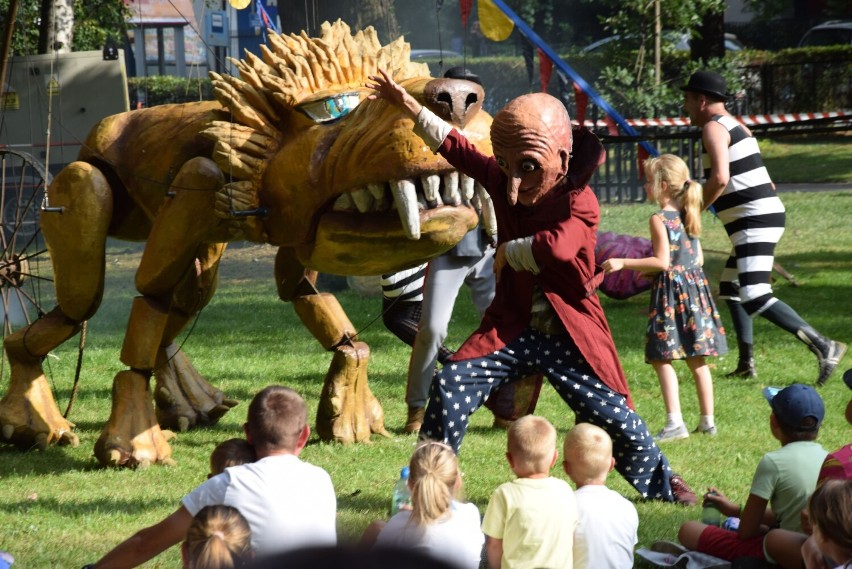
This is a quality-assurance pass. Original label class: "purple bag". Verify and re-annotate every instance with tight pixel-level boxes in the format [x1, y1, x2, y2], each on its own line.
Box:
[595, 231, 654, 300]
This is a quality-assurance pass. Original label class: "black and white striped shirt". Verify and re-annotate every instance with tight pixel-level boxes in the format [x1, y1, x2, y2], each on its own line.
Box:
[381, 264, 427, 303]
[703, 114, 785, 229]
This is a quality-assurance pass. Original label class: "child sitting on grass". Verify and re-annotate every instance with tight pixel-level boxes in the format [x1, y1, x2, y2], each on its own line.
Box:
[563, 423, 638, 569]
[209, 438, 256, 478]
[482, 415, 578, 569]
[678, 384, 827, 564]
[182, 505, 253, 569]
[365, 441, 484, 569]
[803, 479, 852, 569]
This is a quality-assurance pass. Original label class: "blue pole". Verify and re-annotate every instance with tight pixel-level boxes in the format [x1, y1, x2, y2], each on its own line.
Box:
[487, 0, 658, 157]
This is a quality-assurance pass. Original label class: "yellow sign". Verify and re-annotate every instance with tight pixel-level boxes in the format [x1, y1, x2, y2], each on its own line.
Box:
[228, 0, 251, 9]
[47, 75, 60, 96]
[1, 91, 20, 110]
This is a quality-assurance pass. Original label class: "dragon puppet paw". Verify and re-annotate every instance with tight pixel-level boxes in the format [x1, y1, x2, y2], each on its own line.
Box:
[315, 341, 390, 443]
[153, 344, 238, 432]
[0, 361, 79, 450]
[94, 370, 176, 468]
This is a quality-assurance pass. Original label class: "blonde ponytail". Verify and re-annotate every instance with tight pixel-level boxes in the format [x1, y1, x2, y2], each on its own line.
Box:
[184, 505, 252, 569]
[644, 154, 703, 237]
[679, 179, 703, 237]
[407, 441, 460, 526]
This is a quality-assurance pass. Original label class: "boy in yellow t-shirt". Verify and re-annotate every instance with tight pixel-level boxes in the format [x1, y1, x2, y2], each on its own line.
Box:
[482, 415, 578, 569]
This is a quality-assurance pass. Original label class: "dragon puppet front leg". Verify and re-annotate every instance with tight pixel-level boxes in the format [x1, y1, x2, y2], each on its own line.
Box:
[95, 157, 236, 467]
[275, 247, 389, 443]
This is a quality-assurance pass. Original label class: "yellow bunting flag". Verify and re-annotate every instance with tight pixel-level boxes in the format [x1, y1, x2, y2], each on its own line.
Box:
[477, 0, 514, 41]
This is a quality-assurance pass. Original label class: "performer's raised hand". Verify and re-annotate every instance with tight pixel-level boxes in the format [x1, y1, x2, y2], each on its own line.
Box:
[366, 69, 422, 118]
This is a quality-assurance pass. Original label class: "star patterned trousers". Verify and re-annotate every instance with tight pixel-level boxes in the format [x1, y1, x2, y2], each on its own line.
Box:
[421, 327, 676, 501]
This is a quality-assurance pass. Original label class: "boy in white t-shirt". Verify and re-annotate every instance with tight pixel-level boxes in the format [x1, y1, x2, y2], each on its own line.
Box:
[87, 386, 337, 568]
[563, 423, 639, 569]
[482, 415, 578, 569]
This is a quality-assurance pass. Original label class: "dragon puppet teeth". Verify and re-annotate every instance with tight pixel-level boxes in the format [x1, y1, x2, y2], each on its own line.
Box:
[476, 182, 497, 238]
[391, 178, 420, 240]
[461, 173, 475, 202]
[367, 182, 389, 209]
[422, 174, 442, 206]
[441, 171, 461, 206]
[333, 192, 355, 211]
[351, 188, 373, 213]
[329, 170, 476, 240]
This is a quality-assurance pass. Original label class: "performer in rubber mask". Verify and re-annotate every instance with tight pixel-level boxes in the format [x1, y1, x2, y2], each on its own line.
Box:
[368, 70, 696, 504]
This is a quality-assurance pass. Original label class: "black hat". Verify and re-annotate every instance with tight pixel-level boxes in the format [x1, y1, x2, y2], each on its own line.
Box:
[444, 66, 482, 85]
[681, 70, 728, 101]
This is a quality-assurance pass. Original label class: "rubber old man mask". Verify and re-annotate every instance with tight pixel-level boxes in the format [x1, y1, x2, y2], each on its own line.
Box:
[491, 93, 573, 207]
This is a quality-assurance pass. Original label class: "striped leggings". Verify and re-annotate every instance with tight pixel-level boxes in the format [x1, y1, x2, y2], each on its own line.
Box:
[718, 210, 786, 317]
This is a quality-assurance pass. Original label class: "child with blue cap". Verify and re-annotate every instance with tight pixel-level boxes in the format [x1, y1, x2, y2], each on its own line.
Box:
[677, 383, 828, 565]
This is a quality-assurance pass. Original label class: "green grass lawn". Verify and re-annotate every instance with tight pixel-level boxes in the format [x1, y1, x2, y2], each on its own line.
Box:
[761, 133, 852, 183]
[1, 191, 850, 567]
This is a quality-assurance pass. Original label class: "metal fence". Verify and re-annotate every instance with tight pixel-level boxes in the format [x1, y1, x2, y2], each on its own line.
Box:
[590, 126, 702, 203]
[588, 113, 851, 203]
[741, 58, 852, 116]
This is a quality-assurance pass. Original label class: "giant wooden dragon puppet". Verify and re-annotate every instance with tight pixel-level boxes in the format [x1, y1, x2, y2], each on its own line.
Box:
[0, 20, 495, 467]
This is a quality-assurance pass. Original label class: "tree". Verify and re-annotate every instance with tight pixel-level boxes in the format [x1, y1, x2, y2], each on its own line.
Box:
[0, 0, 41, 56]
[277, 0, 399, 44]
[38, 0, 74, 54]
[691, 6, 725, 63]
[575, 0, 738, 116]
[0, 0, 128, 56]
[70, 0, 129, 52]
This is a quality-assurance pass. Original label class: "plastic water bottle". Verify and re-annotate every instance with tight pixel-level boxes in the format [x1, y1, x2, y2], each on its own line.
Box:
[390, 466, 411, 516]
[701, 491, 722, 526]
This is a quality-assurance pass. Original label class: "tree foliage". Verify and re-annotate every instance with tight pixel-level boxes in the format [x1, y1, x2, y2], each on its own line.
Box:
[571, 0, 736, 116]
[277, 0, 399, 44]
[0, 1, 41, 56]
[0, 0, 128, 56]
[71, 0, 129, 52]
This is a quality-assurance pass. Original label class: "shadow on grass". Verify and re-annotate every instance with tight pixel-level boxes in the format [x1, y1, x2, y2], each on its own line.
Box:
[337, 489, 389, 513]
[0, 446, 98, 475]
[4, 495, 178, 516]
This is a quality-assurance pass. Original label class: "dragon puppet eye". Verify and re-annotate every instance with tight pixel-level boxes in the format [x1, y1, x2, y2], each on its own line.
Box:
[298, 91, 363, 123]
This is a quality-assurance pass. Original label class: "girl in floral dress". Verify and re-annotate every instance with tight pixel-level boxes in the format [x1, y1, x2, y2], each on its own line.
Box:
[602, 154, 727, 442]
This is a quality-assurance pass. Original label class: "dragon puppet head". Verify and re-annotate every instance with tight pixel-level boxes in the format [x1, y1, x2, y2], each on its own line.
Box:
[203, 20, 494, 275]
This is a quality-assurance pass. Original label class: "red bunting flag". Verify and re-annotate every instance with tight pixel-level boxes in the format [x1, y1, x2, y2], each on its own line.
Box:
[637, 144, 650, 180]
[538, 49, 553, 93]
[460, 0, 473, 27]
[603, 115, 618, 136]
[572, 82, 588, 125]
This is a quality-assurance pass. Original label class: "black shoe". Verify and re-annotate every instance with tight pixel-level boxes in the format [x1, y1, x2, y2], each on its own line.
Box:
[726, 341, 756, 378]
[797, 327, 847, 386]
[725, 359, 757, 378]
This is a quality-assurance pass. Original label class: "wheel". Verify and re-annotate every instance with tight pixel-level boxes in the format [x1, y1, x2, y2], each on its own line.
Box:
[0, 150, 54, 343]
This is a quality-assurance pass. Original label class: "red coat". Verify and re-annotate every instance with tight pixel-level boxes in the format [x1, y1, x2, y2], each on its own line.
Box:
[439, 127, 633, 406]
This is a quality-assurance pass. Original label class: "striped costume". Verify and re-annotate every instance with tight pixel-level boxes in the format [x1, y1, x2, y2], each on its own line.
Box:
[381, 264, 427, 304]
[703, 113, 845, 385]
[381, 264, 453, 364]
[703, 114, 786, 316]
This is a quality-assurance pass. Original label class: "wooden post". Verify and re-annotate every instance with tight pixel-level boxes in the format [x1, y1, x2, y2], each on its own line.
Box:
[0, 0, 20, 97]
